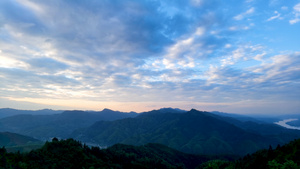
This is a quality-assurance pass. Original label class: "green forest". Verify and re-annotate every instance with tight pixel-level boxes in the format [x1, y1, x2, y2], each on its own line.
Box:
[0, 138, 299, 169]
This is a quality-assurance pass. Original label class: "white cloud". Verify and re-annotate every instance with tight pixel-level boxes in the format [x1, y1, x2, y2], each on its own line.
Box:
[253, 52, 266, 61]
[229, 26, 238, 31]
[162, 58, 176, 69]
[221, 47, 245, 66]
[0, 55, 27, 69]
[246, 7, 255, 14]
[228, 25, 252, 31]
[290, 18, 300, 24]
[234, 7, 255, 20]
[166, 37, 194, 58]
[165, 26, 205, 59]
[290, 3, 300, 24]
[190, 0, 203, 7]
[15, 0, 44, 15]
[225, 44, 232, 48]
[234, 15, 244, 21]
[252, 53, 300, 84]
[294, 3, 300, 12]
[281, 6, 288, 10]
[267, 11, 281, 21]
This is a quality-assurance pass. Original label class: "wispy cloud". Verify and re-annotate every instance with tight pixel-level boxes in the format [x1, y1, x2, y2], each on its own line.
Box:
[0, 0, 299, 114]
[234, 7, 255, 20]
[267, 11, 281, 21]
[290, 3, 300, 24]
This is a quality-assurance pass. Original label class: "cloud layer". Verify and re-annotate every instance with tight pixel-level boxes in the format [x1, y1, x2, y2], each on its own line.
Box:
[0, 0, 299, 114]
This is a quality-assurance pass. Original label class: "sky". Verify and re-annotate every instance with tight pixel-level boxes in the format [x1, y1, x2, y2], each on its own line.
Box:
[0, 0, 299, 114]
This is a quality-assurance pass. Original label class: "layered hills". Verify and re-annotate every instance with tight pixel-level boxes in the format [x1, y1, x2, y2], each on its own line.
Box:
[0, 108, 300, 156]
[72, 109, 300, 155]
[0, 108, 63, 118]
[0, 108, 137, 140]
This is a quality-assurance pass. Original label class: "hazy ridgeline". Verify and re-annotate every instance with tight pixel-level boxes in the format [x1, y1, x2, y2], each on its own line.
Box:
[0, 108, 300, 168]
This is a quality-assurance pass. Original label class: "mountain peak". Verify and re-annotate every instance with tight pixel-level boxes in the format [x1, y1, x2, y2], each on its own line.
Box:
[158, 107, 186, 113]
[102, 108, 114, 112]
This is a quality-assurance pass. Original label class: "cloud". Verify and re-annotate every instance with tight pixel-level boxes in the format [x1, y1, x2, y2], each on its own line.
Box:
[290, 3, 300, 24]
[281, 6, 288, 10]
[136, 48, 300, 105]
[245, 0, 254, 3]
[252, 53, 300, 85]
[1, 0, 222, 74]
[0, 0, 299, 114]
[27, 57, 68, 74]
[190, 0, 203, 7]
[267, 11, 281, 21]
[234, 7, 255, 20]
[220, 45, 264, 67]
[0, 67, 82, 101]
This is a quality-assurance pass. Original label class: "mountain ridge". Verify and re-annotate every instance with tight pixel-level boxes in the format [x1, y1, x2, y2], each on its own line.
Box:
[0, 109, 138, 140]
[72, 109, 300, 155]
[1, 108, 300, 156]
[0, 108, 64, 118]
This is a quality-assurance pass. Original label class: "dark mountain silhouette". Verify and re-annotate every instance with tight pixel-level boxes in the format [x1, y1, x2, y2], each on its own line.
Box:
[210, 111, 262, 122]
[0, 108, 63, 119]
[0, 109, 137, 140]
[72, 109, 300, 155]
[142, 107, 187, 114]
[0, 132, 41, 147]
[1, 108, 299, 156]
[0, 131, 43, 152]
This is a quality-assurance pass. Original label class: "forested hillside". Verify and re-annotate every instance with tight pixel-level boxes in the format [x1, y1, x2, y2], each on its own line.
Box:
[0, 138, 221, 169]
[72, 109, 300, 155]
[1, 108, 300, 157]
[1, 138, 299, 169]
[230, 139, 300, 169]
[0, 132, 43, 152]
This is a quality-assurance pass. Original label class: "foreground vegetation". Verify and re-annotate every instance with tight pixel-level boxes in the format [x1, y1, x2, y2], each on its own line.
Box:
[0, 138, 223, 169]
[231, 138, 300, 169]
[0, 138, 299, 169]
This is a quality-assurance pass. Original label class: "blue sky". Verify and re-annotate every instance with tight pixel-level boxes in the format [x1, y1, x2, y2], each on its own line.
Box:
[0, 0, 299, 114]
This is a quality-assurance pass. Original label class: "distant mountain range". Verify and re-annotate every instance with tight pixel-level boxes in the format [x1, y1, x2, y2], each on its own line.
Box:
[72, 109, 300, 155]
[0, 108, 299, 156]
[0, 108, 64, 118]
[0, 108, 137, 140]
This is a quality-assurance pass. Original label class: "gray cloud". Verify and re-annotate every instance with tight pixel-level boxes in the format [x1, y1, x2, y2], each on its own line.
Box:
[0, 67, 80, 98]
[27, 57, 68, 73]
[0, 0, 299, 114]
